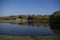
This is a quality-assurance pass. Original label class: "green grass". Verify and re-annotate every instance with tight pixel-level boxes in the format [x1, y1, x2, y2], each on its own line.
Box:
[0, 35, 60, 40]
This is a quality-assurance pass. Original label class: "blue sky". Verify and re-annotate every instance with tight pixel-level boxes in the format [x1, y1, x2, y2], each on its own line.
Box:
[0, 0, 60, 16]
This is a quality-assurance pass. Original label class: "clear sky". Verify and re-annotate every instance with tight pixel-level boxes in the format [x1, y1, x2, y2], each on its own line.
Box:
[0, 0, 60, 16]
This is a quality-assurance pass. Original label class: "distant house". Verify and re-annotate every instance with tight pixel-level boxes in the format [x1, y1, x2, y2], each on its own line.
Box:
[16, 18, 27, 23]
[15, 16, 27, 23]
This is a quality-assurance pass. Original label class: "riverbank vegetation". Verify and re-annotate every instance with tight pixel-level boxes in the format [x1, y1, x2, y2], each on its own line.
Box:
[49, 11, 60, 35]
[0, 15, 49, 23]
[0, 35, 60, 40]
[0, 11, 60, 23]
[0, 11, 60, 22]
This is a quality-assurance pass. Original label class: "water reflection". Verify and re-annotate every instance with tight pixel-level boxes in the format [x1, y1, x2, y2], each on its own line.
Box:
[0, 22, 54, 36]
[16, 21, 49, 27]
[1, 21, 59, 36]
[10, 21, 60, 36]
[49, 23, 60, 35]
[16, 21, 60, 35]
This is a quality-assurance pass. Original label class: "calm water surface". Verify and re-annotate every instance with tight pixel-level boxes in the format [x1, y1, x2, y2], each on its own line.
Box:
[0, 23, 55, 36]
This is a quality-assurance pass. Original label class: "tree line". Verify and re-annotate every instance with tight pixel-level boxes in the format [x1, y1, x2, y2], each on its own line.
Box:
[0, 11, 60, 23]
[0, 15, 49, 22]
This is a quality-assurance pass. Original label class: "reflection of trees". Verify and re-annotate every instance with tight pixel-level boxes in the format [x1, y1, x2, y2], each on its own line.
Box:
[17, 21, 48, 27]
[49, 23, 60, 35]
[30, 22, 48, 27]
[49, 11, 60, 35]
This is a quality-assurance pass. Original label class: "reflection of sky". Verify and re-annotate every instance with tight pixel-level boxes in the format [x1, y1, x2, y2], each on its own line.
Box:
[0, 0, 60, 16]
[0, 23, 54, 36]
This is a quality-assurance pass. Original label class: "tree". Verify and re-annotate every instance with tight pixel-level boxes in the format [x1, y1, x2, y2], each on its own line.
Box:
[49, 11, 60, 30]
[49, 11, 60, 23]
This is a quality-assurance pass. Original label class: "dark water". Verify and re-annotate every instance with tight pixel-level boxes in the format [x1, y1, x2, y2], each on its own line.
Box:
[0, 23, 57, 36]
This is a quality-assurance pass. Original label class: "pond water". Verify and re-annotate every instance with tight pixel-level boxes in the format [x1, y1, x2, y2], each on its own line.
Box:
[0, 23, 56, 36]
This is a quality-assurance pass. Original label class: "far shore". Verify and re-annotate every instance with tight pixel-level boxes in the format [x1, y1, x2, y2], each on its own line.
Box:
[0, 20, 48, 23]
[0, 20, 16, 23]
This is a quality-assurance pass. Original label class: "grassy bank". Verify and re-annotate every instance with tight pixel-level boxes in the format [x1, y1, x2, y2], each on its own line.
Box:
[0, 20, 16, 23]
[0, 35, 60, 40]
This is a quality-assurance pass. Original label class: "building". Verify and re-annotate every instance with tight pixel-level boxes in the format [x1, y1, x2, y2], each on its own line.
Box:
[15, 16, 27, 23]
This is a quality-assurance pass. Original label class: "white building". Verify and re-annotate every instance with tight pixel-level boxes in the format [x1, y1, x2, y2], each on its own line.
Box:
[16, 18, 27, 23]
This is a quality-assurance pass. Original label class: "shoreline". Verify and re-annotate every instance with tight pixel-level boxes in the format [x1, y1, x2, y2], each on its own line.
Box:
[0, 35, 60, 40]
[0, 20, 49, 23]
[0, 20, 15, 23]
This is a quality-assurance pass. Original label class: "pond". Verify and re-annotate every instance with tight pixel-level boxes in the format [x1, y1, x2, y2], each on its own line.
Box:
[0, 23, 59, 36]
